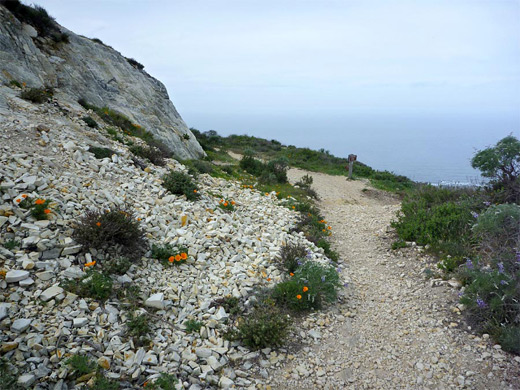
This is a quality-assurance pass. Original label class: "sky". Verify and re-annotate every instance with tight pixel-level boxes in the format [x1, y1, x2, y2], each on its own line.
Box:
[23, 0, 520, 180]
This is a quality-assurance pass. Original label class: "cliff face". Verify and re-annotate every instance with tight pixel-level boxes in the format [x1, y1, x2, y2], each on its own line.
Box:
[0, 5, 205, 159]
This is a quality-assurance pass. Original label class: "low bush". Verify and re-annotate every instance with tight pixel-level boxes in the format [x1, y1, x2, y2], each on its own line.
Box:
[89, 146, 116, 159]
[459, 259, 520, 354]
[126, 57, 144, 70]
[61, 269, 113, 301]
[3, 240, 20, 251]
[184, 159, 215, 176]
[229, 298, 291, 349]
[185, 319, 203, 333]
[151, 243, 189, 266]
[91, 374, 119, 390]
[295, 174, 319, 199]
[2, 0, 61, 39]
[8, 80, 22, 88]
[73, 207, 146, 260]
[20, 87, 53, 103]
[0, 358, 21, 390]
[146, 373, 178, 390]
[162, 171, 200, 200]
[210, 296, 241, 317]
[103, 257, 132, 275]
[129, 145, 165, 166]
[218, 198, 235, 212]
[66, 354, 96, 378]
[272, 261, 340, 311]
[472, 204, 520, 261]
[82, 116, 98, 128]
[127, 313, 151, 346]
[279, 243, 308, 273]
[239, 153, 288, 185]
[17, 196, 53, 220]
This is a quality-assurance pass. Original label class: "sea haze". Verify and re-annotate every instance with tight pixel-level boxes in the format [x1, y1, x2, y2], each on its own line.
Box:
[185, 110, 520, 185]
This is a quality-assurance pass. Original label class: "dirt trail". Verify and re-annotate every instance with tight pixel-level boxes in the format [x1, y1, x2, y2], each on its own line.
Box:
[265, 168, 519, 390]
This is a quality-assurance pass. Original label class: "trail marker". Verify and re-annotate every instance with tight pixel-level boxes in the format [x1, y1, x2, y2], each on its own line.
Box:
[348, 154, 357, 180]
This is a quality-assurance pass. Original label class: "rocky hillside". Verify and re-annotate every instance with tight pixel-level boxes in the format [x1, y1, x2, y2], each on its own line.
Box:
[0, 74, 344, 389]
[0, 2, 204, 160]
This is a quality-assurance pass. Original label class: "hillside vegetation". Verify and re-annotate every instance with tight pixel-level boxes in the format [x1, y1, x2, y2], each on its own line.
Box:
[190, 129, 414, 193]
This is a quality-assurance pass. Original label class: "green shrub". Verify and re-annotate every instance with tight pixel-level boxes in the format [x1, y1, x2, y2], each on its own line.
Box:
[0, 358, 21, 390]
[230, 299, 291, 349]
[66, 354, 96, 378]
[126, 57, 144, 70]
[129, 145, 165, 166]
[437, 255, 465, 273]
[391, 240, 407, 250]
[146, 373, 178, 390]
[184, 319, 203, 333]
[103, 257, 132, 275]
[185, 159, 215, 176]
[8, 80, 22, 88]
[218, 199, 235, 212]
[272, 261, 340, 311]
[210, 296, 241, 316]
[391, 186, 478, 254]
[73, 207, 146, 260]
[89, 146, 115, 159]
[459, 262, 520, 354]
[182, 134, 190, 140]
[18, 196, 53, 220]
[127, 313, 151, 345]
[239, 153, 265, 176]
[162, 171, 200, 200]
[82, 116, 98, 128]
[471, 135, 520, 203]
[91, 374, 119, 390]
[279, 243, 308, 273]
[295, 174, 319, 199]
[20, 87, 53, 103]
[61, 269, 113, 301]
[151, 243, 190, 266]
[2, 1, 61, 39]
[472, 204, 520, 260]
[3, 240, 20, 251]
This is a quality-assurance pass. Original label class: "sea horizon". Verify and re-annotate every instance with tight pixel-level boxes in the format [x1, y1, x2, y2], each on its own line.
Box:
[185, 109, 520, 185]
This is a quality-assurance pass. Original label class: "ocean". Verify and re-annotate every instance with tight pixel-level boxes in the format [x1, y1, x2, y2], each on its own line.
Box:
[185, 110, 520, 185]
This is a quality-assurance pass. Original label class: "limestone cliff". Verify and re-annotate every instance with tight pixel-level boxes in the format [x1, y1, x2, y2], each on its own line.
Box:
[0, 4, 205, 159]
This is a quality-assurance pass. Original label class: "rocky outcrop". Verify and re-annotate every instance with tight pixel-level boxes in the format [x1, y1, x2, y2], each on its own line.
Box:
[0, 5, 204, 159]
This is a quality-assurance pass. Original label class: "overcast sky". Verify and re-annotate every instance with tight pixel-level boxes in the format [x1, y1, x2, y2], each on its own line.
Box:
[32, 0, 520, 131]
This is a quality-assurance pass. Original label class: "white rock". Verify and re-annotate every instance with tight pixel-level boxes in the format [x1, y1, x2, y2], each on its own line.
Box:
[11, 318, 31, 333]
[215, 307, 228, 321]
[73, 318, 88, 327]
[19, 278, 34, 287]
[0, 305, 8, 321]
[145, 293, 164, 309]
[61, 245, 82, 256]
[5, 270, 30, 283]
[143, 352, 158, 365]
[0, 216, 8, 228]
[40, 286, 64, 302]
[218, 376, 234, 388]
[17, 373, 36, 387]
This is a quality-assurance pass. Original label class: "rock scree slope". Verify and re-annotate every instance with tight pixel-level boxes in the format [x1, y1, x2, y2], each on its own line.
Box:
[0, 4, 204, 159]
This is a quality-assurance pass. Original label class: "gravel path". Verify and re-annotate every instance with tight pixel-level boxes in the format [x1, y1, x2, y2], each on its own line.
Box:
[266, 169, 520, 390]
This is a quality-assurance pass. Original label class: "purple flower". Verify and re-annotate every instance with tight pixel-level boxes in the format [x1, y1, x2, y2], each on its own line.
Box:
[516, 252, 520, 264]
[458, 292, 464, 297]
[500, 280, 507, 285]
[466, 259, 474, 269]
[297, 259, 303, 266]
[321, 276, 326, 282]
[306, 251, 312, 259]
[471, 211, 479, 219]
[483, 201, 491, 206]
[336, 267, 341, 273]
[343, 282, 349, 288]
[476, 298, 487, 308]
[498, 262, 504, 274]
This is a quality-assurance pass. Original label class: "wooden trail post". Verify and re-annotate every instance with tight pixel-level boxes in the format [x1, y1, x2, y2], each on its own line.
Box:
[348, 154, 357, 180]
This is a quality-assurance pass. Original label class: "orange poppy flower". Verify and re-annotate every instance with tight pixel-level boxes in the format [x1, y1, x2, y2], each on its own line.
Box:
[289, 272, 294, 277]
[96, 222, 101, 227]
[296, 294, 302, 300]
[180, 253, 188, 260]
[193, 189, 198, 193]
[328, 226, 332, 230]
[175, 254, 181, 261]
[44, 209, 51, 214]
[223, 202, 228, 207]
[267, 278, 271, 282]
[21, 194, 27, 198]
[231, 201, 235, 205]
[303, 286, 309, 292]
[16, 199, 21, 203]
[35, 199, 45, 205]
[168, 256, 175, 263]
[84, 261, 96, 267]
[292, 206, 295, 209]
